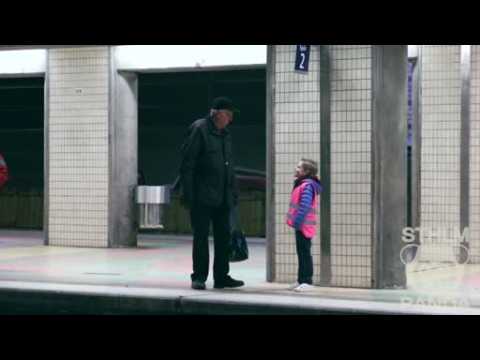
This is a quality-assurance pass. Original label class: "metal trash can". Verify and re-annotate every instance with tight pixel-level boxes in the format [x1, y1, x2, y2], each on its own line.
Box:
[136, 186, 170, 230]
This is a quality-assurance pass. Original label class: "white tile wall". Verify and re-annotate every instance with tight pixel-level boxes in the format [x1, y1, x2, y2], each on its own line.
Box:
[419, 45, 462, 264]
[273, 45, 321, 284]
[47, 47, 110, 248]
[272, 45, 374, 288]
[470, 45, 480, 263]
[328, 45, 372, 289]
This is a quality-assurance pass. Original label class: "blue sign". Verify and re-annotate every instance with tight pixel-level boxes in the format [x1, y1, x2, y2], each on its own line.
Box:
[407, 61, 414, 147]
[295, 45, 310, 72]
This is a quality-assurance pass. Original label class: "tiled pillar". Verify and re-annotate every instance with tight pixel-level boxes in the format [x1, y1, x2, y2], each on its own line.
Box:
[46, 46, 137, 248]
[46, 47, 110, 247]
[328, 45, 374, 288]
[418, 45, 463, 264]
[268, 45, 407, 288]
[268, 45, 322, 285]
[469, 45, 480, 263]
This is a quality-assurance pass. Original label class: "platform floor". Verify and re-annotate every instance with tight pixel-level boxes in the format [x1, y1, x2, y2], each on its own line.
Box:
[0, 230, 480, 314]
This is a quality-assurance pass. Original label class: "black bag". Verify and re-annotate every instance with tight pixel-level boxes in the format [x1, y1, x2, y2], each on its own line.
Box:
[230, 229, 249, 262]
[229, 206, 249, 262]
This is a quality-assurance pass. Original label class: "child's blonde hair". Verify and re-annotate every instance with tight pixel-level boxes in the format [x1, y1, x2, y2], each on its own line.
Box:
[300, 158, 318, 177]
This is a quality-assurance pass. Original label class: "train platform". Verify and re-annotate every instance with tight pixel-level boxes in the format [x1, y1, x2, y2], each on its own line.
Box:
[0, 230, 480, 315]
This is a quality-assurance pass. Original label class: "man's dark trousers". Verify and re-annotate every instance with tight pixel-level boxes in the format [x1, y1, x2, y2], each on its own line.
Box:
[190, 202, 230, 283]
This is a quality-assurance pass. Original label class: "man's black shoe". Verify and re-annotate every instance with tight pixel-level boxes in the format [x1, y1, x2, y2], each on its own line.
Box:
[214, 276, 244, 289]
[191, 281, 206, 290]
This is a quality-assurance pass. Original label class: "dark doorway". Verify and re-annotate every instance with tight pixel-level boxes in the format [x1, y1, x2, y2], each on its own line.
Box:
[0, 77, 44, 229]
[138, 68, 266, 237]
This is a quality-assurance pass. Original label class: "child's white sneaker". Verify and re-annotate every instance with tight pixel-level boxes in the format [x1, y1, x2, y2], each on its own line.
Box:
[293, 283, 315, 292]
[288, 282, 299, 290]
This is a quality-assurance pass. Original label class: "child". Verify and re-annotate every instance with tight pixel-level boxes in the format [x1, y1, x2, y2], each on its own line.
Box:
[286, 158, 322, 292]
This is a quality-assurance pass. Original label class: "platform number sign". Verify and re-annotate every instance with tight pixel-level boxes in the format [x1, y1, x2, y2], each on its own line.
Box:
[295, 45, 310, 72]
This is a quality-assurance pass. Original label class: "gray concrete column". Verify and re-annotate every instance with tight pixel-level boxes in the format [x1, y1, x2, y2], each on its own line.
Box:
[109, 48, 138, 248]
[372, 45, 408, 288]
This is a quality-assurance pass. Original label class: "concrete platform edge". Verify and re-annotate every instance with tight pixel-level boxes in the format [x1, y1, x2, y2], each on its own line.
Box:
[0, 281, 478, 315]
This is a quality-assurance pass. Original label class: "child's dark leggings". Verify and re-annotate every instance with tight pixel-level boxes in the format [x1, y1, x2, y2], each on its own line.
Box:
[295, 230, 313, 285]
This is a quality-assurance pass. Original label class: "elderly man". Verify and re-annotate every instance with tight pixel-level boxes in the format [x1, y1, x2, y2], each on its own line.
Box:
[180, 97, 244, 290]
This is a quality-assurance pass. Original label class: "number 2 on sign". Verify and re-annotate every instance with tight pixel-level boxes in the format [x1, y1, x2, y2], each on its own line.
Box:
[299, 53, 306, 69]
